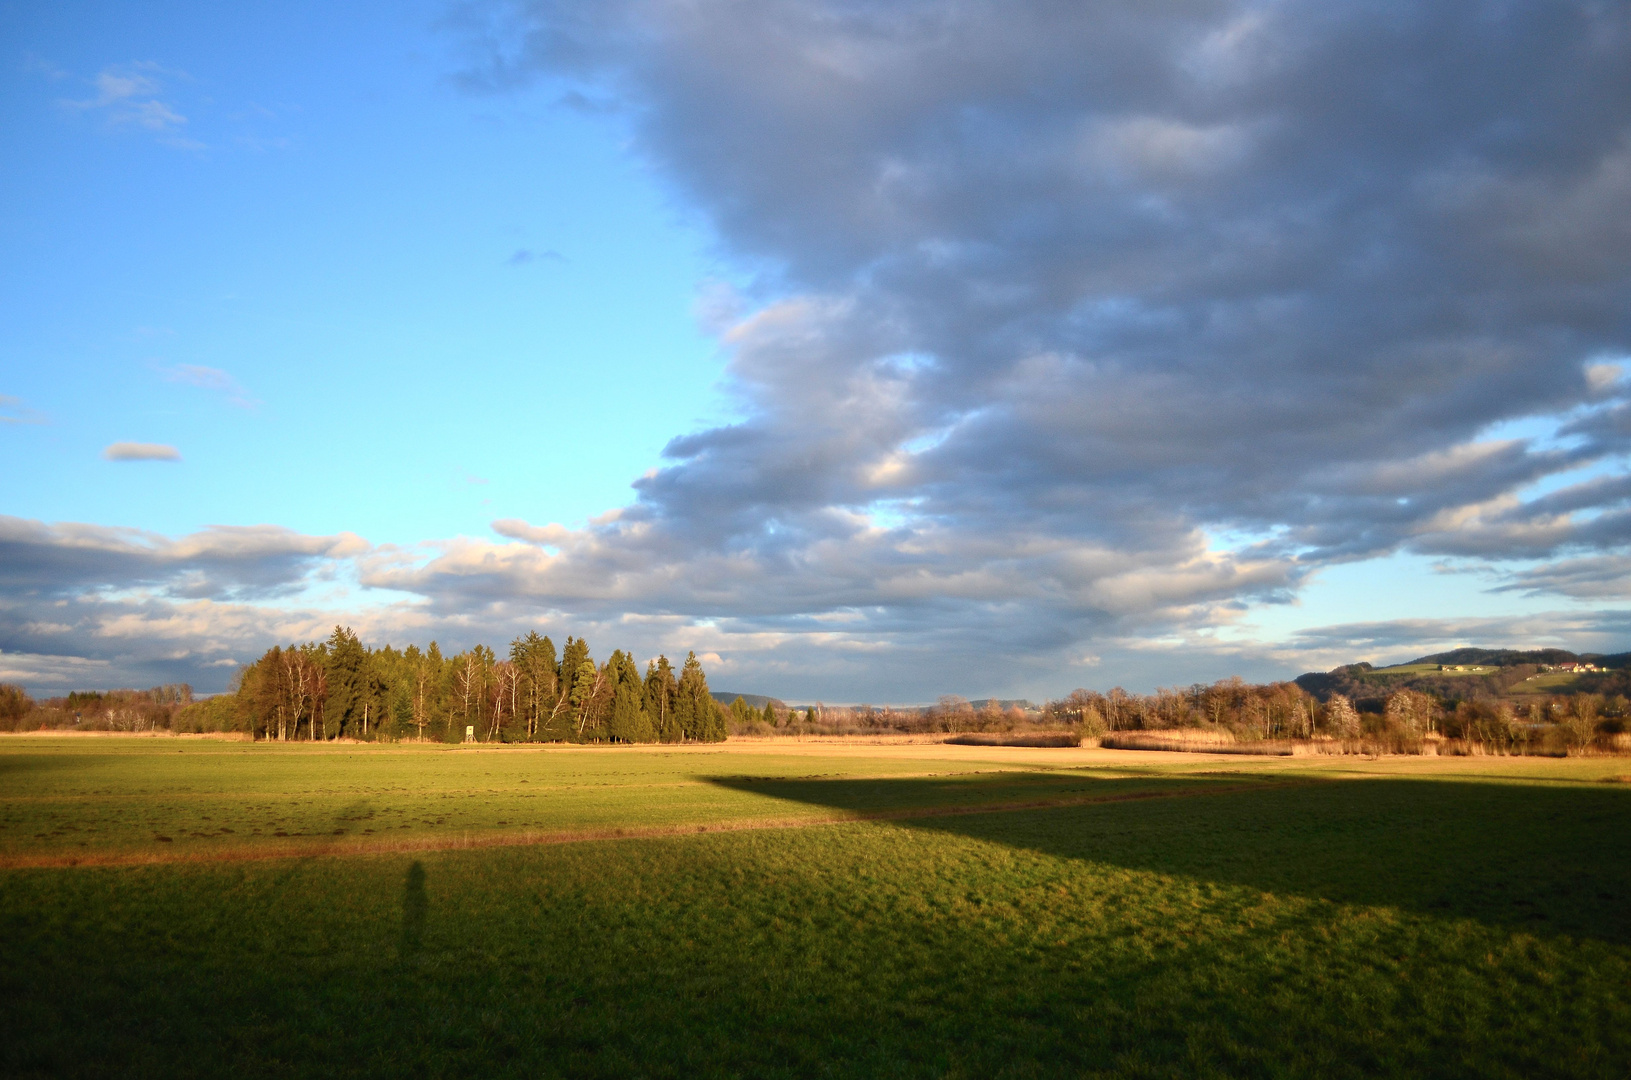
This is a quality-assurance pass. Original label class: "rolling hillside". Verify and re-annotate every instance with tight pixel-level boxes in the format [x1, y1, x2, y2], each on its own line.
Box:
[1296, 647, 1631, 708]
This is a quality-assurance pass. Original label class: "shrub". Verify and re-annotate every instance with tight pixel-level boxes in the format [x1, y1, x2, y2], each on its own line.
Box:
[0, 683, 34, 731]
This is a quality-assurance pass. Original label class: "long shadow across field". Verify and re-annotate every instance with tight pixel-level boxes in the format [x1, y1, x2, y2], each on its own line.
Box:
[0, 751, 93, 778]
[709, 770, 1631, 945]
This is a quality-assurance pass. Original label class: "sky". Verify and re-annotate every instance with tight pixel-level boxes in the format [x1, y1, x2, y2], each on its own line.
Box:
[2, 0, 1629, 702]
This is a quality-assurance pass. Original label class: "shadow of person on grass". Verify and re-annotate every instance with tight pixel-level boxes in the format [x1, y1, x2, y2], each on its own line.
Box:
[707, 771, 1631, 945]
[399, 861, 428, 961]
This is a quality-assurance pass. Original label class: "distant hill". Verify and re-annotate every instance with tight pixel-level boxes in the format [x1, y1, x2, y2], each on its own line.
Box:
[971, 699, 1041, 711]
[1295, 647, 1631, 708]
[710, 692, 783, 711]
[1407, 647, 1621, 669]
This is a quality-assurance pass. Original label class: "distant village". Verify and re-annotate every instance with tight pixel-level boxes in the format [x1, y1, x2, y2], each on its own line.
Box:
[1439, 661, 1599, 674]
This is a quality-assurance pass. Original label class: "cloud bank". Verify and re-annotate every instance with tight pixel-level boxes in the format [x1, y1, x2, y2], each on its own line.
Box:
[448, 1, 1631, 676]
[6, 1, 1630, 696]
[0, 516, 371, 692]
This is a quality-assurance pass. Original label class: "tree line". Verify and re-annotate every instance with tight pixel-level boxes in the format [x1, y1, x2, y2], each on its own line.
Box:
[212, 628, 727, 743]
[3, 655, 1627, 754]
[708, 681, 1629, 755]
[0, 685, 194, 733]
[1041, 679, 1629, 754]
[0, 629, 729, 743]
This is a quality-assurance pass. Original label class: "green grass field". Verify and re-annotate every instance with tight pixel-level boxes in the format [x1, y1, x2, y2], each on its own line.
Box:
[1369, 662, 1498, 676]
[2, 737, 1628, 1078]
[1508, 672, 1586, 694]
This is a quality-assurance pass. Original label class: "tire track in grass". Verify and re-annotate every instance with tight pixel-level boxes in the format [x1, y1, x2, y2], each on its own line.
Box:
[0, 779, 1304, 870]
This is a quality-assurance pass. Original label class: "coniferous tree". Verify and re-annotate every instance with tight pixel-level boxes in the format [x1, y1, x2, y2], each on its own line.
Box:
[558, 636, 590, 735]
[537, 634, 558, 681]
[241, 647, 282, 740]
[762, 700, 777, 727]
[704, 698, 726, 741]
[675, 652, 723, 742]
[324, 626, 367, 738]
[559, 636, 587, 683]
[360, 648, 388, 739]
[674, 654, 700, 740]
[555, 637, 603, 737]
[645, 656, 680, 742]
[607, 651, 655, 743]
[387, 645, 418, 739]
[416, 641, 446, 741]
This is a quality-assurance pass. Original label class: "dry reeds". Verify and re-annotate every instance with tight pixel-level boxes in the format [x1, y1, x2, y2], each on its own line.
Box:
[943, 732, 1081, 747]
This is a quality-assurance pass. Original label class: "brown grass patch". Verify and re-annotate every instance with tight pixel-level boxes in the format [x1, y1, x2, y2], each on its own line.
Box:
[0, 729, 253, 740]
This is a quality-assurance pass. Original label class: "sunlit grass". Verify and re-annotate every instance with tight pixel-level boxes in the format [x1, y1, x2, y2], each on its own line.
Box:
[0, 739, 1255, 863]
[1, 738, 1627, 1077]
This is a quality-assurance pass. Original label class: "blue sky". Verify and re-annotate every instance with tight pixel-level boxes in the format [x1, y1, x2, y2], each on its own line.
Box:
[3, 1, 724, 541]
[3, 1, 1630, 700]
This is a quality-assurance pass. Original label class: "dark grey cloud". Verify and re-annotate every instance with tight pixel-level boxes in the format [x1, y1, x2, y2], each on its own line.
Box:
[1497, 553, 1631, 599]
[0, 517, 375, 694]
[0, 510, 1623, 702]
[1288, 609, 1631, 660]
[0, 516, 365, 602]
[426, 1, 1631, 682]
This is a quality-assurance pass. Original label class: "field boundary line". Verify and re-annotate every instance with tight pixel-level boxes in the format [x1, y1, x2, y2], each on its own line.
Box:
[0, 779, 1301, 870]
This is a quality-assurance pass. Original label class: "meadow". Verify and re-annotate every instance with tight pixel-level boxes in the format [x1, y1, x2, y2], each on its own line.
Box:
[2, 736, 1628, 1077]
[1368, 662, 1497, 676]
[1509, 672, 1588, 694]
